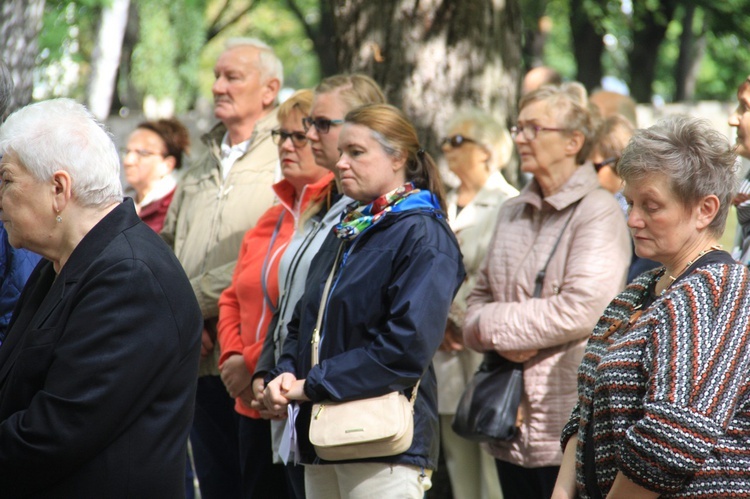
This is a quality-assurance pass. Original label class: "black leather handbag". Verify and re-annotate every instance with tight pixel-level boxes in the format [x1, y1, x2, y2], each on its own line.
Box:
[451, 353, 523, 441]
[451, 203, 578, 442]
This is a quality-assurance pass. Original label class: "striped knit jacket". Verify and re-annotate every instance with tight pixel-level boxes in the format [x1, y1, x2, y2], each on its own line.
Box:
[561, 262, 750, 498]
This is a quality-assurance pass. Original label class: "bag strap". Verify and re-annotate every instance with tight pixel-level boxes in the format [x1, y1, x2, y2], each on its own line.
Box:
[532, 201, 579, 298]
[311, 241, 344, 368]
[485, 201, 580, 367]
[310, 241, 421, 407]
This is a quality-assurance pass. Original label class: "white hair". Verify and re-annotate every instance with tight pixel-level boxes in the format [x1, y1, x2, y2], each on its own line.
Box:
[0, 98, 123, 207]
[225, 37, 284, 88]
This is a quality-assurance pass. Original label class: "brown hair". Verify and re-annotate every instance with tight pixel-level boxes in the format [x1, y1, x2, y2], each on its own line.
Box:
[344, 104, 447, 212]
[136, 118, 191, 169]
[315, 74, 386, 111]
[592, 114, 634, 161]
[278, 89, 313, 123]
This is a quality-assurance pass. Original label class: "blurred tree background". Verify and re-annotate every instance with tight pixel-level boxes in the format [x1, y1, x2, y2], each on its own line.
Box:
[2, 0, 749, 116]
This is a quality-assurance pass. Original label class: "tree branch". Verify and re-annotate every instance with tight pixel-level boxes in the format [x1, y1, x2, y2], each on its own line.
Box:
[284, 0, 318, 41]
[207, 0, 232, 37]
[207, 0, 259, 42]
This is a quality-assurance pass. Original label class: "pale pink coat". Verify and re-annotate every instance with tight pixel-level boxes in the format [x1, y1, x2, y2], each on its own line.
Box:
[464, 164, 631, 468]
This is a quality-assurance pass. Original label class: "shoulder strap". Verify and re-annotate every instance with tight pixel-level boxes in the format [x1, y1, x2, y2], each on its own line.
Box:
[310, 240, 421, 407]
[533, 202, 579, 298]
[311, 241, 344, 368]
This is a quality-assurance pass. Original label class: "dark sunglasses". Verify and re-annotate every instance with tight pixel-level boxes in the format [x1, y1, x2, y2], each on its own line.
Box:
[593, 156, 618, 172]
[440, 134, 479, 149]
[302, 117, 345, 134]
[271, 129, 308, 148]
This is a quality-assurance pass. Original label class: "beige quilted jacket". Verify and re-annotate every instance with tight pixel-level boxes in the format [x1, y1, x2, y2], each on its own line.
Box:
[464, 164, 631, 467]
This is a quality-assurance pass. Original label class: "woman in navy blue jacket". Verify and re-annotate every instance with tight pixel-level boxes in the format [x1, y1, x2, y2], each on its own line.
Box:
[264, 104, 465, 498]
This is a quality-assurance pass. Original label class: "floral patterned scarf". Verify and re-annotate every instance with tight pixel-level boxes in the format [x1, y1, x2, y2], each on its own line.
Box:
[334, 182, 419, 240]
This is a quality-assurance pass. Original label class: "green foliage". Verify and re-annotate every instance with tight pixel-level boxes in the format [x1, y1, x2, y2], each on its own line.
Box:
[524, 0, 750, 102]
[131, 0, 206, 112]
[539, 0, 576, 79]
[37, 0, 109, 99]
[197, 0, 321, 99]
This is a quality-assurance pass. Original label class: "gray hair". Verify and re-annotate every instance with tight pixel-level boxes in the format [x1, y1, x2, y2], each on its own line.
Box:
[446, 108, 513, 171]
[0, 98, 123, 207]
[617, 115, 737, 237]
[519, 81, 596, 164]
[225, 37, 284, 88]
[0, 60, 13, 119]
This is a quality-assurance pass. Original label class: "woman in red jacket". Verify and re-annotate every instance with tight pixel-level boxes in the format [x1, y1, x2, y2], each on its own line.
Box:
[217, 89, 333, 499]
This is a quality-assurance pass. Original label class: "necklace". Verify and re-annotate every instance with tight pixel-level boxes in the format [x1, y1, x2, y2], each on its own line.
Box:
[660, 244, 722, 295]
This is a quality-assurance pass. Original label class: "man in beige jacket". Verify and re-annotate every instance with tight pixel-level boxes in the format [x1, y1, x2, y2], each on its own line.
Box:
[161, 38, 281, 499]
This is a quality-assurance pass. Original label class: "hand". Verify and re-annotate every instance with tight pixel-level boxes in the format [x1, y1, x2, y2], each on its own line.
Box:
[219, 354, 252, 398]
[200, 328, 215, 359]
[263, 373, 297, 416]
[439, 321, 464, 352]
[498, 349, 538, 363]
[734, 192, 750, 206]
[247, 377, 270, 412]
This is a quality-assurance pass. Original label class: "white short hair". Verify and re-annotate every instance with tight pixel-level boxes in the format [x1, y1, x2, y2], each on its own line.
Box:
[0, 98, 123, 207]
[225, 37, 284, 88]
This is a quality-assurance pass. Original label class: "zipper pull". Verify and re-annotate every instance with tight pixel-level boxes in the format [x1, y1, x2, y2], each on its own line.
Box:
[314, 404, 325, 419]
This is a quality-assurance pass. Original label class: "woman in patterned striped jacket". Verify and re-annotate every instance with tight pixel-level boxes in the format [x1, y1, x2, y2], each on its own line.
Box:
[552, 115, 750, 499]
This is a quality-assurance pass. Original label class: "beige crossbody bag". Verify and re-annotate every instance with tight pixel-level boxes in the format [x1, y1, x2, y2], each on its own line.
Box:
[308, 242, 419, 461]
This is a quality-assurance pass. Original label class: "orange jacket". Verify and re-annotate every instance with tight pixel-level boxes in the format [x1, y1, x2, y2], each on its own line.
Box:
[217, 172, 334, 418]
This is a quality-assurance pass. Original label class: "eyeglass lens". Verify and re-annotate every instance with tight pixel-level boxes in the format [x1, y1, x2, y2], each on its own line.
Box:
[273, 130, 308, 147]
[302, 117, 343, 134]
[594, 157, 618, 172]
[121, 148, 163, 158]
[511, 125, 540, 140]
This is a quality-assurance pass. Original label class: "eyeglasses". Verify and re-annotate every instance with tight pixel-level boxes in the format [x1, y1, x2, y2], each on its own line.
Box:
[121, 148, 164, 159]
[440, 134, 479, 149]
[510, 124, 568, 141]
[593, 156, 618, 172]
[271, 129, 308, 148]
[302, 117, 344, 134]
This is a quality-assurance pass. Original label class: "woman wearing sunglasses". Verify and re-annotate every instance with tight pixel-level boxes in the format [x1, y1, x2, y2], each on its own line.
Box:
[251, 74, 386, 498]
[464, 82, 632, 499]
[590, 114, 659, 282]
[435, 108, 517, 499]
[216, 89, 332, 498]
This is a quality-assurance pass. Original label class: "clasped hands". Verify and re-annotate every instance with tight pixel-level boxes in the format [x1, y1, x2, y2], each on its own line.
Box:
[219, 354, 308, 420]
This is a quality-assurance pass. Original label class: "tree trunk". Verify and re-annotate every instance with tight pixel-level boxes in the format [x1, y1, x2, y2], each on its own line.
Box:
[328, 0, 523, 184]
[313, 0, 338, 76]
[673, 4, 705, 102]
[88, 0, 131, 120]
[628, 0, 677, 103]
[0, 0, 46, 115]
[569, 0, 604, 93]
